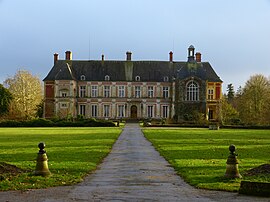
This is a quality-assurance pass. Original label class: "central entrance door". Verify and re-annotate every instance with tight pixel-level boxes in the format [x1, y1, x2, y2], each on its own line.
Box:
[130, 105, 137, 119]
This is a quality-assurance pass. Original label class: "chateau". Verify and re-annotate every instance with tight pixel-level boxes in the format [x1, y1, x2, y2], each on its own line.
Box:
[43, 45, 222, 122]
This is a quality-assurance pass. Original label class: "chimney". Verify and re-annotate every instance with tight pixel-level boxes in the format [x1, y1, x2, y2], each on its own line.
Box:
[65, 51, 72, 60]
[195, 52, 202, 62]
[54, 53, 59, 64]
[126, 51, 132, 61]
[169, 51, 173, 62]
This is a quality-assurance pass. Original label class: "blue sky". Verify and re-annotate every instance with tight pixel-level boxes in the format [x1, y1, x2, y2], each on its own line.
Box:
[1, 0, 270, 91]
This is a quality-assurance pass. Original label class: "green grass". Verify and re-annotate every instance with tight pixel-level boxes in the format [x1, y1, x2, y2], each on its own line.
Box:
[0, 127, 121, 191]
[143, 128, 270, 192]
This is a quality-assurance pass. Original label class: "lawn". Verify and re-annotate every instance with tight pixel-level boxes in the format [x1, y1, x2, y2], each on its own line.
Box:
[143, 128, 270, 192]
[0, 127, 121, 191]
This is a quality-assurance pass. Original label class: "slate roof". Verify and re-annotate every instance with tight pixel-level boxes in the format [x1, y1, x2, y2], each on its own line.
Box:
[43, 60, 222, 82]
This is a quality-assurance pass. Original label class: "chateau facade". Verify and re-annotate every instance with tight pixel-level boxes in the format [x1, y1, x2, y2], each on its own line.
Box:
[43, 46, 222, 122]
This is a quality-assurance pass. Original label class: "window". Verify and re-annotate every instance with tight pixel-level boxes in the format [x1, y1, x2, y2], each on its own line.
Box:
[118, 105, 125, 118]
[163, 76, 169, 82]
[118, 86, 125, 97]
[186, 81, 199, 101]
[162, 105, 169, 118]
[135, 86, 141, 98]
[163, 87, 169, 98]
[147, 105, 153, 118]
[80, 75, 86, 81]
[135, 76, 140, 81]
[91, 86, 98, 97]
[208, 89, 214, 100]
[61, 91, 67, 97]
[103, 105, 110, 117]
[105, 75, 110, 81]
[79, 105, 86, 116]
[79, 86, 86, 98]
[91, 105, 98, 117]
[148, 86, 154, 98]
[60, 102, 68, 108]
[104, 86, 110, 97]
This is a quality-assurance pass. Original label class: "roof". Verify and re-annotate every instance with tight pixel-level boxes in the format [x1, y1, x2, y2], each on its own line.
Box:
[43, 60, 222, 83]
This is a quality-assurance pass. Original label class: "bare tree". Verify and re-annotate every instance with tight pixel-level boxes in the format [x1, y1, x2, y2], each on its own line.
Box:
[4, 70, 43, 119]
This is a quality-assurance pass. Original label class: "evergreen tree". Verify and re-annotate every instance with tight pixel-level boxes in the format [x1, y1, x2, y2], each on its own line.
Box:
[0, 84, 13, 116]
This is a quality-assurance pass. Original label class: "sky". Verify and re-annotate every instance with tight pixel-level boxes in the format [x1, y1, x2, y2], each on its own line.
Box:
[1, 0, 270, 92]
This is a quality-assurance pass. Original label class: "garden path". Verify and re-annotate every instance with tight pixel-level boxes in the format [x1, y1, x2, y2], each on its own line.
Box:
[0, 123, 269, 201]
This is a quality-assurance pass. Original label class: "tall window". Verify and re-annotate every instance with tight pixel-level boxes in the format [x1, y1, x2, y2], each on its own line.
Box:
[148, 86, 154, 98]
[118, 105, 125, 118]
[208, 89, 214, 100]
[186, 81, 199, 101]
[135, 86, 141, 98]
[80, 86, 86, 98]
[163, 87, 169, 98]
[103, 105, 110, 117]
[91, 105, 98, 117]
[91, 86, 98, 97]
[147, 106, 153, 118]
[79, 105, 86, 116]
[60, 91, 67, 97]
[104, 86, 110, 97]
[118, 86, 125, 98]
[162, 105, 169, 118]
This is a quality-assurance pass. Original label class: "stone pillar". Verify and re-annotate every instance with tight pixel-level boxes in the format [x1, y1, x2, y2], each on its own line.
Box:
[224, 144, 242, 178]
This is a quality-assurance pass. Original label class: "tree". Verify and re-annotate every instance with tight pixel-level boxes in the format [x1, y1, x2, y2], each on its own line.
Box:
[237, 74, 270, 125]
[4, 70, 43, 119]
[226, 83, 235, 103]
[220, 96, 239, 125]
[0, 84, 13, 116]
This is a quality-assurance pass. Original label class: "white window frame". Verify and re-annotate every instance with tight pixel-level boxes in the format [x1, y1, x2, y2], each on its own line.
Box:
[91, 104, 98, 117]
[147, 105, 154, 118]
[162, 105, 169, 118]
[208, 89, 214, 100]
[60, 102, 68, 108]
[81, 75, 86, 81]
[104, 86, 110, 97]
[148, 86, 154, 98]
[164, 76, 169, 82]
[135, 86, 141, 98]
[118, 105, 125, 118]
[79, 86, 86, 98]
[79, 104, 86, 116]
[186, 81, 199, 101]
[91, 86, 98, 97]
[103, 105, 110, 117]
[105, 75, 110, 81]
[163, 86, 169, 98]
[118, 86, 125, 98]
[135, 76, 140, 81]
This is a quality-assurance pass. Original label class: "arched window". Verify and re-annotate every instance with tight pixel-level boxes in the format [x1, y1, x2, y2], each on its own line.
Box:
[135, 76, 140, 81]
[186, 80, 199, 101]
[163, 76, 169, 82]
[80, 75, 85, 81]
[105, 75, 110, 81]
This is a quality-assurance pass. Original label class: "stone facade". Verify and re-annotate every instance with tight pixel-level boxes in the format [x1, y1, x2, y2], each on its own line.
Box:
[43, 46, 222, 122]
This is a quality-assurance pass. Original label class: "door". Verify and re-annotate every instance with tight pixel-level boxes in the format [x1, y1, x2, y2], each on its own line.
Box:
[130, 105, 137, 118]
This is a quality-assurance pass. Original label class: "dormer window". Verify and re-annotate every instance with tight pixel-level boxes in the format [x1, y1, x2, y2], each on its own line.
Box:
[105, 75, 110, 81]
[80, 75, 86, 81]
[135, 76, 140, 81]
[163, 76, 169, 82]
